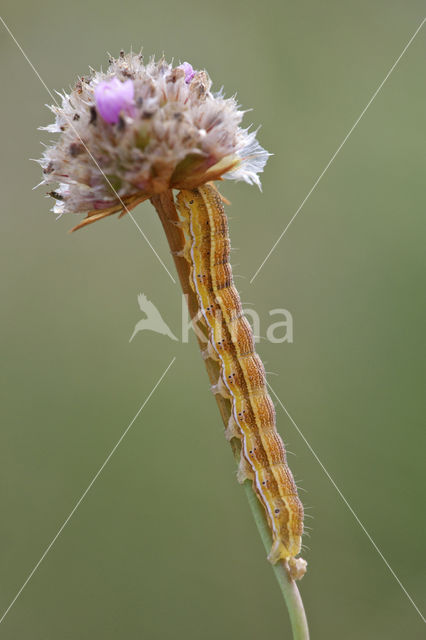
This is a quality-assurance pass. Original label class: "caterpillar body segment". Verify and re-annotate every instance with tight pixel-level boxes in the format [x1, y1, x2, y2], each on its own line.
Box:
[176, 184, 304, 564]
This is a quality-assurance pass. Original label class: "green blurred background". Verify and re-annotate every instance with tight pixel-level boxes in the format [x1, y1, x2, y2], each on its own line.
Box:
[0, 1, 425, 638]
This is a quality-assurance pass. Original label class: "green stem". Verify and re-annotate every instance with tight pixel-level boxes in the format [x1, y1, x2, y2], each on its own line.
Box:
[151, 190, 309, 640]
[243, 481, 309, 639]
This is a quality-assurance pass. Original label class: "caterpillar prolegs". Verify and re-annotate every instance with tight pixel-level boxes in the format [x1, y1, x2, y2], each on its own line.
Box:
[175, 184, 304, 565]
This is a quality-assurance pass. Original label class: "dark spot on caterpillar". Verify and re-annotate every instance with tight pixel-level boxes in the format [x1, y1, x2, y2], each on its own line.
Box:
[275, 509, 280, 514]
[89, 106, 97, 124]
[117, 116, 126, 131]
[73, 113, 80, 121]
[189, 200, 194, 204]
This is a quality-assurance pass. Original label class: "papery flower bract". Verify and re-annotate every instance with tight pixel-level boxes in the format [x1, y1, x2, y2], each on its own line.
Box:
[95, 78, 135, 123]
[38, 52, 270, 228]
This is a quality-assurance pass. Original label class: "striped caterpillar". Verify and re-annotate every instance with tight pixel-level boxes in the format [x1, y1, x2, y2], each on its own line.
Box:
[175, 184, 304, 564]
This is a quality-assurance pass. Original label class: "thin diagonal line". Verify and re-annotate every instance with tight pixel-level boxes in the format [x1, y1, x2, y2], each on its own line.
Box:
[0, 357, 176, 625]
[0, 16, 176, 284]
[267, 381, 425, 623]
[250, 17, 426, 284]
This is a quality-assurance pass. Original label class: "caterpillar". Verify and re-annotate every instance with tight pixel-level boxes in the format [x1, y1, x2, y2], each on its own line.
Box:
[175, 183, 304, 564]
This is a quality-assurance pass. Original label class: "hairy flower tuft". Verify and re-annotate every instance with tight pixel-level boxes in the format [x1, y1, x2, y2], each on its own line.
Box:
[38, 52, 270, 228]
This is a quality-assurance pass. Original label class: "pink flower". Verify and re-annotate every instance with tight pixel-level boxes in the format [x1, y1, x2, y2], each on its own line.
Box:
[94, 78, 135, 124]
[179, 61, 196, 84]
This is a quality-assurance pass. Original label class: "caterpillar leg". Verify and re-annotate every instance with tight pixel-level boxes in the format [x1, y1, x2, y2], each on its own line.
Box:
[267, 539, 285, 565]
[201, 339, 218, 361]
[225, 415, 240, 441]
[211, 374, 231, 399]
[172, 248, 188, 259]
[237, 453, 254, 483]
[171, 237, 192, 261]
[287, 557, 307, 581]
[191, 317, 210, 344]
[169, 218, 189, 234]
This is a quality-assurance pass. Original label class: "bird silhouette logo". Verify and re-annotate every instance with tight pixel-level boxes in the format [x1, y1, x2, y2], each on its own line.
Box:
[129, 293, 178, 343]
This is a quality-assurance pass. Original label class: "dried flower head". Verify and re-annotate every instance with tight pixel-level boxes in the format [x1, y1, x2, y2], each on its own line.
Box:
[38, 52, 269, 229]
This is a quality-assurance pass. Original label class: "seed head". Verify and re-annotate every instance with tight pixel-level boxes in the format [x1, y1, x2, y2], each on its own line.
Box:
[38, 52, 270, 228]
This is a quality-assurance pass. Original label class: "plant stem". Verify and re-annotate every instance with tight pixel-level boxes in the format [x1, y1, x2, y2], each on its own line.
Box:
[242, 482, 309, 639]
[150, 189, 309, 640]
